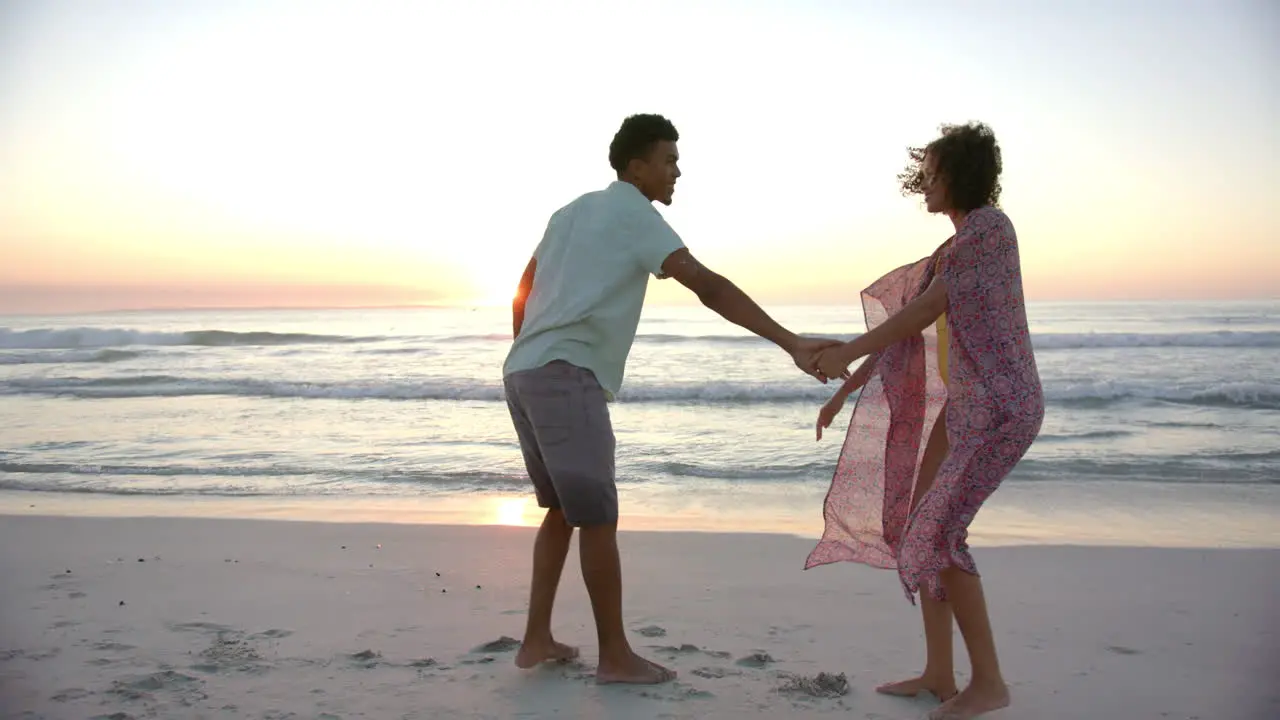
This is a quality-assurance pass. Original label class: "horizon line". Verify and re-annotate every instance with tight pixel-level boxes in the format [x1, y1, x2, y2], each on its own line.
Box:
[2, 297, 1279, 318]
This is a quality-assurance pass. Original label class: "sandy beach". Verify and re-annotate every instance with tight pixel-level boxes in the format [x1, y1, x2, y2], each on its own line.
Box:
[0, 514, 1276, 719]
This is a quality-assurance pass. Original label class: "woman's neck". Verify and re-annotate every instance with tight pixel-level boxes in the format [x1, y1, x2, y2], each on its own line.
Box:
[946, 208, 969, 232]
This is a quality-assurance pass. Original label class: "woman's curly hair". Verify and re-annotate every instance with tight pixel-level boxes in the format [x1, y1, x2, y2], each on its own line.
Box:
[898, 122, 1002, 210]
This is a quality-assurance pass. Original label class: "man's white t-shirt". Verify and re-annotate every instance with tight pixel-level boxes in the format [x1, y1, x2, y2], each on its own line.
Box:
[502, 180, 686, 397]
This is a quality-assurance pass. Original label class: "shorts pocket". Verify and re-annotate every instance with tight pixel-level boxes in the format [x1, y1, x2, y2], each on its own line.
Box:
[524, 383, 578, 448]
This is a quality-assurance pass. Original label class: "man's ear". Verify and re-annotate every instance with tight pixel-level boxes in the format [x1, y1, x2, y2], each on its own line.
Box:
[623, 155, 646, 180]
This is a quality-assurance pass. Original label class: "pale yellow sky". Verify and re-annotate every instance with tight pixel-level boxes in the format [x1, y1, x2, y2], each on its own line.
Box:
[2, 0, 1277, 314]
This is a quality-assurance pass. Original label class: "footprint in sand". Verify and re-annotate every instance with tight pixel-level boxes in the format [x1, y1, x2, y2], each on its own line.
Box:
[109, 670, 205, 703]
[3, 648, 60, 662]
[767, 623, 812, 636]
[735, 652, 775, 668]
[557, 659, 594, 682]
[194, 634, 269, 674]
[1106, 645, 1142, 655]
[92, 641, 136, 652]
[777, 671, 849, 699]
[692, 666, 743, 679]
[50, 687, 94, 702]
[474, 636, 520, 653]
[654, 643, 730, 659]
[349, 650, 382, 668]
[637, 625, 667, 637]
[43, 572, 77, 591]
[635, 683, 714, 701]
[661, 643, 700, 654]
[166, 623, 290, 675]
[168, 621, 234, 634]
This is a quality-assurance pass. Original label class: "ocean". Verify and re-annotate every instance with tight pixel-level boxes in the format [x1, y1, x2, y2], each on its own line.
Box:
[2, 301, 1277, 548]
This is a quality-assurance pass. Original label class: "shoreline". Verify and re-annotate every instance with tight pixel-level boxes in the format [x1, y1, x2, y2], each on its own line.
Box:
[3, 481, 1278, 550]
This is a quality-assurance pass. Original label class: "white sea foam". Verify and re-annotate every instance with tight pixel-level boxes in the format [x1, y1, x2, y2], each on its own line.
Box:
[3, 374, 1278, 409]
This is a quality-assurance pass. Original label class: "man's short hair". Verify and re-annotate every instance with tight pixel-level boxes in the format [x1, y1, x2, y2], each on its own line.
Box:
[608, 114, 679, 174]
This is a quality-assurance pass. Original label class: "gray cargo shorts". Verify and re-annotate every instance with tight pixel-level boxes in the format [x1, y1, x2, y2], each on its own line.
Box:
[503, 360, 617, 526]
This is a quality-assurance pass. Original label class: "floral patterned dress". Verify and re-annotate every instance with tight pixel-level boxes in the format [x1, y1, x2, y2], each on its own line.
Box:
[804, 207, 1045, 603]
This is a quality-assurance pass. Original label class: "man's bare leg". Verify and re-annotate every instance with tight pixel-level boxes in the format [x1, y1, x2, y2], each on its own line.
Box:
[877, 408, 959, 702]
[927, 569, 1010, 719]
[515, 508, 580, 668]
[578, 522, 675, 684]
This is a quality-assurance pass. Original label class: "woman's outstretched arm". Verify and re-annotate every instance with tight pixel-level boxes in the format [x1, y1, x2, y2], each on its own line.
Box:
[816, 278, 947, 379]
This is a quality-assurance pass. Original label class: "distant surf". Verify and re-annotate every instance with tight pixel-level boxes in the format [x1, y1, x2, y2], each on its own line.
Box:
[3, 303, 1277, 507]
[4, 326, 1279, 350]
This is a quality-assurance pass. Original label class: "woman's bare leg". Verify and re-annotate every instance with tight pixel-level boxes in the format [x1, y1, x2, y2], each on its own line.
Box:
[876, 409, 959, 702]
[927, 568, 1010, 719]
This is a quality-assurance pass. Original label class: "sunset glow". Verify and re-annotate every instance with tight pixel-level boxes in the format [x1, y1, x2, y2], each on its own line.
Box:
[2, 0, 1275, 314]
[492, 497, 531, 527]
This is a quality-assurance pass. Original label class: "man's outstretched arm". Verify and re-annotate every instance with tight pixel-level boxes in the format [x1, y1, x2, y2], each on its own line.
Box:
[661, 249, 795, 348]
[512, 256, 536, 338]
[659, 248, 842, 382]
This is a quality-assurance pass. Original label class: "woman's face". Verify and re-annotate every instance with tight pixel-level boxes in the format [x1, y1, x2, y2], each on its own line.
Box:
[921, 151, 950, 214]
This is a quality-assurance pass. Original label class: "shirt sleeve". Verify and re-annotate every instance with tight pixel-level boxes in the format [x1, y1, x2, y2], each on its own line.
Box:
[629, 205, 687, 278]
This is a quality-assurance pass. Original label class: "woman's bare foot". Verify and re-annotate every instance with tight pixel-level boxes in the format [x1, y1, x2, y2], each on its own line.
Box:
[927, 680, 1010, 719]
[876, 674, 959, 702]
[514, 638, 580, 668]
[596, 652, 676, 685]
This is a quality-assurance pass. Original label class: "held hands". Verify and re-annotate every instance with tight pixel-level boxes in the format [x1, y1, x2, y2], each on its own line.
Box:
[813, 342, 860, 382]
[789, 336, 847, 383]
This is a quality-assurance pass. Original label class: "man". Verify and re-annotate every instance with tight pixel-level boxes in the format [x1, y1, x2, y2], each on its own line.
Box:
[502, 113, 840, 685]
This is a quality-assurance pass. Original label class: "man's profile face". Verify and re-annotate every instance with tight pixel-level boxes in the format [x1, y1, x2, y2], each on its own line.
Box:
[631, 140, 681, 206]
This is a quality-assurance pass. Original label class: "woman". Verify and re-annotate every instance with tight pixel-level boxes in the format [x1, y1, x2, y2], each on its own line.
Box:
[805, 122, 1044, 720]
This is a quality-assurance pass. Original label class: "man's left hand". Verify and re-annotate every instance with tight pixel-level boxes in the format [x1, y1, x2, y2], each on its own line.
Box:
[790, 337, 846, 383]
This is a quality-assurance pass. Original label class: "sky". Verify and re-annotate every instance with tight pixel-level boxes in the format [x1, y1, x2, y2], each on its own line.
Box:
[1, 0, 1276, 314]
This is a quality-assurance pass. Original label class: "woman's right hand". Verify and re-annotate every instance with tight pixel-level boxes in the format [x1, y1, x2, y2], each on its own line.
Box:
[816, 394, 846, 440]
[815, 359, 876, 440]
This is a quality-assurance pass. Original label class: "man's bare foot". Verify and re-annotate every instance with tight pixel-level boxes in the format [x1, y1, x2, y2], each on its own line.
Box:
[876, 674, 959, 702]
[596, 652, 676, 685]
[927, 680, 1010, 719]
[514, 638, 580, 669]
